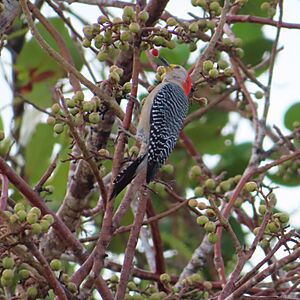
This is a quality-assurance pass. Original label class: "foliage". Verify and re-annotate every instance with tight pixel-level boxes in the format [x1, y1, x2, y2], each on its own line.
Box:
[0, 0, 300, 299]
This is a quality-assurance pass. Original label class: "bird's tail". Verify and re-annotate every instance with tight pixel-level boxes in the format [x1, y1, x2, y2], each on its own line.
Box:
[110, 154, 147, 199]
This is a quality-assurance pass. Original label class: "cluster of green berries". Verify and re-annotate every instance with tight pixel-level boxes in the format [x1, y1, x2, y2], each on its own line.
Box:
[188, 165, 244, 198]
[48, 259, 77, 294]
[6, 203, 54, 235]
[254, 200, 289, 249]
[1, 254, 38, 298]
[201, 59, 235, 94]
[277, 159, 300, 183]
[82, 7, 150, 61]
[191, 0, 223, 17]
[261, 1, 277, 18]
[181, 273, 210, 299]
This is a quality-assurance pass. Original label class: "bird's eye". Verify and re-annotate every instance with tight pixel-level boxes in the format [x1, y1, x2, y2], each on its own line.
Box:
[174, 65, 180, 69]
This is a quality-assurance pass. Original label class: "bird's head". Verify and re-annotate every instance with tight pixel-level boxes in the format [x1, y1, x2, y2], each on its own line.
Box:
[163, 64, 192, 96]
[155, 53, 192, 96]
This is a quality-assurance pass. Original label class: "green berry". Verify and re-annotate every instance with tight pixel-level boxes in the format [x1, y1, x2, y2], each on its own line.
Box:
[236, 48, 244, 58]
[98, 148, 110, 158]
[3, 257, 14, 269]
[260, 2, 271, 11]
[122, 82, 132, 93]
[197, 215, 209, 226]
[267, 221, 280, 233]
[223, 38, 232, 46]
[2, 269, 13, 281]
[204, 221, 216, 233]
[14, 203, 25, 212]
[97, 51, 108, 62]
[26, 212, 39, 224]
[17, 210, 27, 222]
[129, 22, 140, 33]
[54, 123, 64, 134]
[259, 239, 270, 249]
[97, 15, 108, 24]
[255, 91, 264, 99]
[47, 116, 56, 125]
[1, 276, 12, 287]
[224, 67, 233, 77]
[51, 103, 60, 114]
[161, 164, 174, 175]
[66, 98, 76, 108]
[82, 38, 91, 48]
[277, 213, 289, 224]
[138, 11, 149, 22]
[258, 204, 267, 215]
[219, 181, 231, 192]
[40, 220, 51, 232]
[9, 214, 18, 224]
[188, 199, 198, 208]
[109, 71, 120, 83]
[197, 202, 207, 210]
[189, 42, 197, 52]
[166, 17, 177, 26]
[234, 38, 243, 48]
[206, 208, 216, 217]
[203, 281, 213, 290]
[207, 232, 218, 244]
[120, 31, 132, 42]
[218, 59, 228, 70]
[191, 165, 202, 177]
[43, 214, 54, 224]
[209, 1, 220, 12]
[153, 36, 165, 46]
[89, 112, 100, 124]
[253, 227, 260, 235]
[110, 274, 119, 283]
[244, 181, 257, 192]
[205, 178, 216, 190]
[50, 259, 62, 271]
[31, 223, 42, 235]
[29, 207, 41, 218]
[19, 269, 30, 279]
[189, 22, 199, 33]
[159, 273, 170, 283]
[194, 186, 204, 197]
[167, 40, 176, 49]
[208, 68, 219, 79]
[67, 282, 77, 293]
[207, 20, 215, 30]
[27, 286, 38, 299]
[127, 281, 137, 290]
[203, 60, 214, 73]
[123, 6, 134, 18]
[74, 91, 84, 102]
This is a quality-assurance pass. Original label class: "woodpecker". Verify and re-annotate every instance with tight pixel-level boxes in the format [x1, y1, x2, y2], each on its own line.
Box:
[111, 62, 192, 199]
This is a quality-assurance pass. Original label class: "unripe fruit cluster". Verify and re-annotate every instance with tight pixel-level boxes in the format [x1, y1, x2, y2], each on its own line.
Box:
[9, 203, 54, 235]
[203, 59, 233, 83]
[276, 159, 300, 183]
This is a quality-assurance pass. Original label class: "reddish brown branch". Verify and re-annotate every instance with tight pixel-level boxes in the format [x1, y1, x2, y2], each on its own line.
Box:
[227, 14, 300, 29]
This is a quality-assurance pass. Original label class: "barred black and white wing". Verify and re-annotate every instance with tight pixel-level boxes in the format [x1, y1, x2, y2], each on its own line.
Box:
[146, 83, 189, 183]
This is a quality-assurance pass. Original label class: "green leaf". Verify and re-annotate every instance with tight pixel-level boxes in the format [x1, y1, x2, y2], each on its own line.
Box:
[284, 102, 300, 131]
[239, 0, 269, 17]
[16, 18, 83, 108]
[159, 43, 190, 66]
[24, 124, 56, 185]
[140, 43, 190, 70]
[215, 143, 252, 178]
[232, 23, 272, 67]
[184, 109, 233, 155]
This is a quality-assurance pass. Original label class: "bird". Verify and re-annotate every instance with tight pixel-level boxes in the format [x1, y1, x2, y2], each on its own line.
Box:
[110, 59, 192, 199]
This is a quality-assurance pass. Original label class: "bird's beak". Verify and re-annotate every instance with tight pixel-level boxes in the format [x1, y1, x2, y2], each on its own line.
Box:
[158, 56, 170, 67]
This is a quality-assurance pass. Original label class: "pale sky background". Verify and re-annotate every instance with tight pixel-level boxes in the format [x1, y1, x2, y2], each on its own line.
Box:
[1, 0, 300, 282]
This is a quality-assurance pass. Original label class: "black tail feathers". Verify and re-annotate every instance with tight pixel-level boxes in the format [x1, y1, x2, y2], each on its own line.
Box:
[110, 155, 146, 199]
